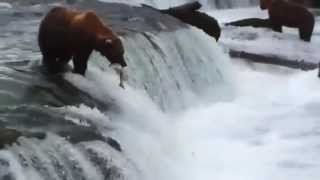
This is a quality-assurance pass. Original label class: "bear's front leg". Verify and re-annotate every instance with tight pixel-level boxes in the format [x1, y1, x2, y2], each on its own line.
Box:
[271, 22, 282, 33]
[72, 51, 91, 75]
[299, 29, 311, 42]
[299, 22, 314, 42]
[42, 56, 64, 74]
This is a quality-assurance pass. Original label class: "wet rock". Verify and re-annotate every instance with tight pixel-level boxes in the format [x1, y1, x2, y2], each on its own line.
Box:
[106, 137, 122, 152]
[12, 11, 44, 17]
[164, 1, 202, 12]
[85, 147, 124, 180]
[60, 126, 105, 144]
[2, 174, 13, 180]
[317, 62, 320, 78]
[226, 18, 271, 28]
[0, 127, 46, 149]
[0, 128, 22, 149]
[61, 127, 122, 152]
[229, 49, 318, 71]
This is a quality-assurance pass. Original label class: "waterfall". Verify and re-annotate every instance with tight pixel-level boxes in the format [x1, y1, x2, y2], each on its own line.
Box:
[0, 2, 234, 179]
[115, 28, 232, 111]
[1, 1, 320, 180]
[58, 27, 234, 180]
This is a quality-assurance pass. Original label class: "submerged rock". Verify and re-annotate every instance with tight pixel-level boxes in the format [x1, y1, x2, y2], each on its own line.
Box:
[0, 127, 46, 149]
[0, 126, 122, 152]
[226, 18, 271, 28]
[229, 49, 318, 71]
[106, 137, 122, 152]
[0, 128, 22, 148]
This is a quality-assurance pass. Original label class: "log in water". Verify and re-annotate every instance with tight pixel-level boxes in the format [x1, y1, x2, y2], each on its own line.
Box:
[229, 49, 318, 70]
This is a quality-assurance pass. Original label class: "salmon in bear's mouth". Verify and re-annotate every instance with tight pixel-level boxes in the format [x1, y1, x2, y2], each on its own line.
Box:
[110, 63, 127, 89]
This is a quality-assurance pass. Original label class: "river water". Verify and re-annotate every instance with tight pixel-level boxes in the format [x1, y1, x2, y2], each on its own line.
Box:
[0, 1, 319, 180]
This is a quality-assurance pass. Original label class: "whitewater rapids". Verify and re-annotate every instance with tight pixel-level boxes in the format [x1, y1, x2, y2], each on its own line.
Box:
[0, 2, 319, 180]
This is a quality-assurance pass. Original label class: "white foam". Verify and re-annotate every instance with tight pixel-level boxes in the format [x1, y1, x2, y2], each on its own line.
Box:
[0, 2, 12, 9]
[63, 57, 320, 180]
[43, 8, 320, 180]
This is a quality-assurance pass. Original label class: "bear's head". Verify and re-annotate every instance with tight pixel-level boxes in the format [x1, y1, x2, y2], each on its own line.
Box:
[96, 37, 127, 67]
[260, 0, 272, 9]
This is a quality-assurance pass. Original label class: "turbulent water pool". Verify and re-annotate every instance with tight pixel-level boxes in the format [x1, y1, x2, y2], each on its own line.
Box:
[0, 1, 320, 180]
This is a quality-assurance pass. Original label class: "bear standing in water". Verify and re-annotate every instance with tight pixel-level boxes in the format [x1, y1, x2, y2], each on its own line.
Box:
[260, 0, 314, 42]
[38, 6, 127, 86]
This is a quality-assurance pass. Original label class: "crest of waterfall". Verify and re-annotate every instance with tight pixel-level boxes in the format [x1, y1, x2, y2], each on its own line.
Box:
[91, 27, 234, 111]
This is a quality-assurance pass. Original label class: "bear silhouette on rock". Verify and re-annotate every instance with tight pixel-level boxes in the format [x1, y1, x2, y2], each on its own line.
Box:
[38, 6, 127, 75]
[260, 0, 315, 42]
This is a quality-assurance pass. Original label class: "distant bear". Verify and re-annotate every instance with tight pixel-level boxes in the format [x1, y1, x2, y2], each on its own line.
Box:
[142, 2, 221, 41]
[38, 6, 127, 75]
[260, 0, 314, 42]
[161, 8, 221, 41]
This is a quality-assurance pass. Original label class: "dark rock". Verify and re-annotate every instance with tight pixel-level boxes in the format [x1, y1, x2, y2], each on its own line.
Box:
[229, 49, 318, 71]
[59, 126, 106, 144]
[142, 2, 202, 13]
[0, 128, 22, 149]
[12, 11, 44, 18]
[23, 131, 46, 139]
[0, 127, 46, 149]
[84, 148, 124, 179]
[106, 137, 122, 152]
[226, 18, 272, 28]
[162, 1, 202, 12]
[317, 62, 320, 78]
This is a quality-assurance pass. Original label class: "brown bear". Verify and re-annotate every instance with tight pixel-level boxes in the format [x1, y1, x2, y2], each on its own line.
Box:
[38, 6, 127, 75]
[143, 2, 221, 41]
[260, 0, 315, 42]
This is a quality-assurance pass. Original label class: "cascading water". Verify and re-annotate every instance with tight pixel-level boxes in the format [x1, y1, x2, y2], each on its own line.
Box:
[1, 1, 320, 180]
[120, 29, 232, 111]
[0, 1, 233, 180]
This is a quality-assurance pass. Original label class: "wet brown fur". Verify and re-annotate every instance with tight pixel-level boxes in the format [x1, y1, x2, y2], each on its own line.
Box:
[260, 0, 314, 41]
[38, 6, 127, 75]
